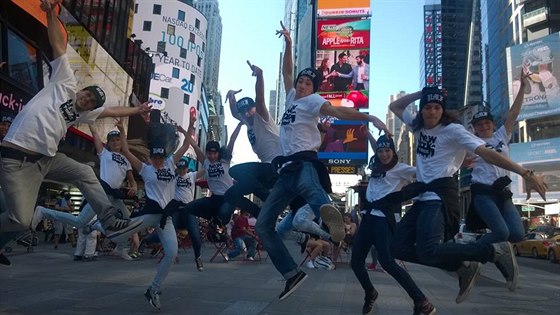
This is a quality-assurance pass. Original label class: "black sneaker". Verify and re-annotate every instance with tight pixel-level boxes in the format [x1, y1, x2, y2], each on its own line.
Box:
[279, 271, 308, 301]
[99, 207, 143, 239]
[413, 299, 436, 315]
[299, 234, 310, 254]
[195, 257, 204, 271]
[73, 255, 83, 261]
[144, 287, 161, 310]
[455, 261, 481, 303]
[0, 253, 11, 267]
[493, 242, 518, 292]
[362, 289, 378, 314]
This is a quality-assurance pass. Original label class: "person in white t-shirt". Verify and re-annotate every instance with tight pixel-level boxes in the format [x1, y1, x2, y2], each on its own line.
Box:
[467, 69, 530, 291]
[350, 133, 435, 315]
[388, 86, 547, 304]
[111, 119, 192, 311]
[256, 22, 391, 302]
[0, 1, 150, 255]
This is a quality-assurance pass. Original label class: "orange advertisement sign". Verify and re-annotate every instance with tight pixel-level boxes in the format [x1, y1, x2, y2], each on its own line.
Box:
[11, 0, 48, 26]
[317, 0, 370, 17]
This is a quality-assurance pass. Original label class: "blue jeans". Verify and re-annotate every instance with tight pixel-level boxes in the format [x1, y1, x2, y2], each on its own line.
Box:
[351, 214, 426, 302]
[473, 194, 524, 244]
[255, 161, 331, 280]
[276, 204, 330, 241]
[172, 209, 202, 259]
[229, 235, 257, 259]
[391, 200, 494, 272]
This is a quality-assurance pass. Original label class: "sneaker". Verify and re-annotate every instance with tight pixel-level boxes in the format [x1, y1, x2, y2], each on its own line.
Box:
[246, 256, 255, 261]
[493, 242, 518, 292]
[99, 207, 143, 239]
[455, 261, 481, 304]
[0, 253, 11, 267]
[319, 204, 345, 243]
[305, 260, 315, 269]
[31, 206, 45, 231]
[195, 257, 204, 271]
[144, 287, 161, 310]
[129, 251, 140, 259]
[224, 254, 229, 262]
[279, 271, 308, 301]
[362, 289, 378, 314]
[112, 247, 133, 261]
[82, 256, 96, 262]
[413, 299, 436, 315]
[299, 233, 310, 254]
[73, 255, 83, 261]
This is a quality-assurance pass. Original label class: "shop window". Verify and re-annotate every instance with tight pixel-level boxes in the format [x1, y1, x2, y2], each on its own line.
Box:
[161, 87, 169, 99]
[143, 21, 152, 31]
[178, 10, 185, 21]
[153, 4, 162, 15]
[172, 67, 180, 79]
[7, 29, 39, 92]
[183, 94, 190, 105]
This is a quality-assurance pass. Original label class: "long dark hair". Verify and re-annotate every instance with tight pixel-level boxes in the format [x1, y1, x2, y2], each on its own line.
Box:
[411, 109, 460, 131]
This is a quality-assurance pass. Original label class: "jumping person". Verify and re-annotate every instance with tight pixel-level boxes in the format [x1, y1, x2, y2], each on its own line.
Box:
[256, 22, 390, 301]
[112, 118, 192, 310]
[388, 87, 547, 303]
[467, 68, 530, 291]
[351, 133, 435, 315]
[0, 0, 149, 259]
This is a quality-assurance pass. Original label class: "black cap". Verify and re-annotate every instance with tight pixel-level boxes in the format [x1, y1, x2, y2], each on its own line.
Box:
[150, 147, 166, 157]
[295, 68, 322, 93]
[471, 111, 494, 125]
[375, 135, 396, 154]
[236, 97, 256, 114]
[205, 141, 220, 152]
[419, 86, 445, 111]
[0, 114, 14, 123]
[83, 85, 106, 108]
[106, 130, 120, 140]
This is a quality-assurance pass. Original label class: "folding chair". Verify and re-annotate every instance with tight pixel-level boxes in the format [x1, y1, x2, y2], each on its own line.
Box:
[206, 220, 230, 263]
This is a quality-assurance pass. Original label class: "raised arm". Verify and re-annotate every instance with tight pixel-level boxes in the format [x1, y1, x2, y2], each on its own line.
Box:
[41, 0, 66, 59]
[189, 137, 205, 163]
[115, 119, 143, 172]
[276, 21, 293, 96]
[389, 91, 422, 122]
[504, 68, 528, 134]
[248, 61, 270, 121]
[320, 102, 391, 136]
[226, 121, 243, 156]
[226, 89, 244, 122]
[173, 120, 196, 164]
[87, 123, 104, 154]
[474, 145, 548, 200]
[98, 102, 151, 119]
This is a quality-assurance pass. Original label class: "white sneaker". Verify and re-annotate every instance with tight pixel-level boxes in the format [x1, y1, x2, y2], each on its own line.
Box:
[305, 260, 315, 269]
[112, 247, 133, 261]
[31, 206, 45, 231]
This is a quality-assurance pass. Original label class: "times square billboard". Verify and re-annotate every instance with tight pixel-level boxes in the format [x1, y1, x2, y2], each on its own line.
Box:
[315, 3, 371, 174]
[133, 0, 207, 132]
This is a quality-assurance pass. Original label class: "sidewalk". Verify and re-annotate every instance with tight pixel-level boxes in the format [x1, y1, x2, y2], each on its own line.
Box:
[1, 241, 559, 315]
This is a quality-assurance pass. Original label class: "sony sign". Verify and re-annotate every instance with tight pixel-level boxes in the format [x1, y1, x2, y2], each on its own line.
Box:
[328, 159, 352, 165]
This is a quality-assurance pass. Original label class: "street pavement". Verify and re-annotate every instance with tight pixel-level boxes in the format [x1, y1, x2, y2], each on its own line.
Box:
[1, 239, 559, 315]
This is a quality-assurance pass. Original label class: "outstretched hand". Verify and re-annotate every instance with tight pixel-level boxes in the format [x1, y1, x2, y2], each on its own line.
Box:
[114, 119, 124, 131]
[525, 173, 548, 201]
[247, 60, 262, 77]
[225, 89, 242, 103]
[370, 116, 392, 137]
[137, 102, 152, 115]
[40, 0, 61, 12]
[275, 21, 291, 43]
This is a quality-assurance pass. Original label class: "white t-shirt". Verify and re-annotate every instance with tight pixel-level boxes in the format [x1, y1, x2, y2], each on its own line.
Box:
[247, 112, 282, 163]
[403, 110, 485, 201]
[204, 158, 233, 196]
[279, 88, 326, 156]
[98, 148, 132, 189]
[140, 157, 176, 208]
[366, 163, 416, 217]
[175, 171, 197, 204]
[471, 126, 511, 185]
[4, 54, 104, 157]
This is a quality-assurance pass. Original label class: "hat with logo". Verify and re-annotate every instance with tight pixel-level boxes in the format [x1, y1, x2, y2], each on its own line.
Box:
[205, 140, 220, 153]
[150, 146, 166, 157]
[295, 68, 322, 93]
[236, 97, 256, 114]
[83, 85, 106, 109]
[419, 86, 445, 111]
[106, 130, 121, 140]
[471, 110, 494, 125]
[375, 135, 396, 154]
[0, 113, 14, 124]
[177, 157, 189, 168]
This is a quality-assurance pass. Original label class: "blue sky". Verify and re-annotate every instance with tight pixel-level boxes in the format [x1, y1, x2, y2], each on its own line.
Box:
[217, 0, 425, 163]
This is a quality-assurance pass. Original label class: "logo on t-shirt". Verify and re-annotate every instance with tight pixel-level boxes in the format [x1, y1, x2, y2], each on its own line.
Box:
[155, 168, 174, 182]
[247, 129, 256, 146]
[485, 141, 505, 153]
[177, 176, 192, 188]
[281, 104, 298, 125]
[207, 163, 225, 178]
[111, 153, 128, 166]
[417, 132, 437, 158]
[59, 100, 78, 123]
